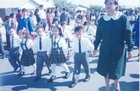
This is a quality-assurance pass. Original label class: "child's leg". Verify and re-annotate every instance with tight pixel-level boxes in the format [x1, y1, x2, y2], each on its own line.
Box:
[51, 64, 56, 76]
[48, 64, 57, 82]
[33, 63, 36, 71]
[31, 64, 36, 75]
[18, 65, 25, 76]
[61, 63, 70, 73]
[61, 63, 70, 78]
[20, 65, 25, 72]
[36, 55, 43, 78]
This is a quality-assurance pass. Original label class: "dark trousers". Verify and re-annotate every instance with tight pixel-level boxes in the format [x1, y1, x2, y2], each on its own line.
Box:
[6, 34, 10, 51]
[40, 19, 47, 30]
[72, 52, 90, 83]
[8, 47, 20, 70]
[36, 51, 51, 77]
[0, 36, 4, 56]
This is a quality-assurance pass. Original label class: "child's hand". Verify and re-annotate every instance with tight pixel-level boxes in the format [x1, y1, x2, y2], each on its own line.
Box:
[93, 50, 97, 56]
[48, 54, 50, 58]
[128, 52, 132, 58]
[66, 55, 70, 60]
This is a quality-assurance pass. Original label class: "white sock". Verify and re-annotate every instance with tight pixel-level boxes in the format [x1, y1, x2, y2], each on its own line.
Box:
[61, 63, 70, 73]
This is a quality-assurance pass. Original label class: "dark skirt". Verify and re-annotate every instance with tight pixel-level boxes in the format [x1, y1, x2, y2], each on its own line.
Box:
[49, 48, 66, 64]
[21, 48, 35, 66]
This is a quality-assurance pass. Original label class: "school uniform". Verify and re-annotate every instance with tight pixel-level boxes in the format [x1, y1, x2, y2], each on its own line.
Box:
[69, 36, 94, 87]
[49, 36, 68, 64]
[18, 39, 35, 76]
[33, 35, 51, 80]
[48, 35, 70, 82]
[8, 34, 21, 72]
[20, 39, 35, 66]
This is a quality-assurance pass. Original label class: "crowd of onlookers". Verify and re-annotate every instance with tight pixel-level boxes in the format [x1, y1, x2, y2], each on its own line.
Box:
[0, 5, 139, 59]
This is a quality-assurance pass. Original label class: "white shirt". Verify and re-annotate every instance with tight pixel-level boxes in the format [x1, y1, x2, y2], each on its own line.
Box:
[19, 39, 34, 52]
[33, 35, 50, 54]
[30, 15, 37, 27]
[48, 35, 68, 56]
[61, 28, 72, 41]
[10, 34, 20, 48]
[38, 9, 46, 19]
[70, 36, 94, 56]
[84, 26, 96, 41]
[0, 17, 3, 24]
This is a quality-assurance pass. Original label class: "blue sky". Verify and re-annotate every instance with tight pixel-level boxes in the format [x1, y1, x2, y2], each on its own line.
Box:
[67, 0, 140, 7]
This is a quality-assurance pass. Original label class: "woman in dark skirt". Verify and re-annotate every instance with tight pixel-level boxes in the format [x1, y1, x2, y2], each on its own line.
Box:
[48, 26, 70, 82]
[93, 0, 133, 91]
[18, 29, 36, 76]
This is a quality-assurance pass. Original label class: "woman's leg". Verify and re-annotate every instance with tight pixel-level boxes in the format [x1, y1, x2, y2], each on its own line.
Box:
[114, 80, 120, 91]
[105, 74, 110, 91]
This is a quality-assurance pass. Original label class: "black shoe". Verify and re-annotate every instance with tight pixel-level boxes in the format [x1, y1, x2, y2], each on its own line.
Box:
[46, 71, 52, 76]
[68, 82, 77, 88]
[18, 72, 25, 76]
[1, 55, 5, 59]
[13, 67, 20, 72]
[34, 76, 41, 81]
[31, 70, 36, 75]
[83, 76, 90, 82]
[64, 72, 70, 79]
[48, 76, 56, 82]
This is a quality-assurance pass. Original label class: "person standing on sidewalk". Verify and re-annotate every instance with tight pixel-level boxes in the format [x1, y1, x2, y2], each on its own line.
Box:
[132, 15, 139, 62]
[0, 17, 5, 59]
[93, 0, 134, 91]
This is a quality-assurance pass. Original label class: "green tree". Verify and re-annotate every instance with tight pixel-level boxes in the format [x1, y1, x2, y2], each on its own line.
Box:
[53, 0, 76, 12]
[89, 5, 103, 12]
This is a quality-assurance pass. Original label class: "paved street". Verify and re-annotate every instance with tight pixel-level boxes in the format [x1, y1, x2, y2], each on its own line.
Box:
[0, 47, 139, 91]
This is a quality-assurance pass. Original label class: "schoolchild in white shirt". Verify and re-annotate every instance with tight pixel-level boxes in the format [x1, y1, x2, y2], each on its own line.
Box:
[48, 26, 70, 82]
[18, 29, 36, 76]
[61, 22, 72, 48]
[33, 27, 52, 81]
[8, 26, 21, 72]
[69, 26, 94, 88]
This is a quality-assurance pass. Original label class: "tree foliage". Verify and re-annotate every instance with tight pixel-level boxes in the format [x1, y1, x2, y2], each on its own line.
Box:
[53, 0, 76, 12]
[89, 5, 103, 12]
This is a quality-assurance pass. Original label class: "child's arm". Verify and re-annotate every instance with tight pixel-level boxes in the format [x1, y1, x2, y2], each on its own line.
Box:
[61, 38, 68, 57]
[47, 37, 52, 57]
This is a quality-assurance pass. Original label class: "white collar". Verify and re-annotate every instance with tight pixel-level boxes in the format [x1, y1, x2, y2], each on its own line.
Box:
[103, 12, 123, 21]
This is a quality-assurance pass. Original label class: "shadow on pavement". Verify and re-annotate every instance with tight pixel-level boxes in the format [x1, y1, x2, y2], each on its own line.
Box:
[130, 74, 139, 79]
[0, 73, 72, 91]
[98, 81, 139, 91]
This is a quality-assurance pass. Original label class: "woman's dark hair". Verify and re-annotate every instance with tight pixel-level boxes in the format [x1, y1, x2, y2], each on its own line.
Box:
[104, 0, 119, 11]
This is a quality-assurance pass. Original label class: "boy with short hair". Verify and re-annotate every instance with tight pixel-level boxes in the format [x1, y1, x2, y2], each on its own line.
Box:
[33, 27, 51, 81]
[8, 26, 21, 72]
[69, 26, 94, 88]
